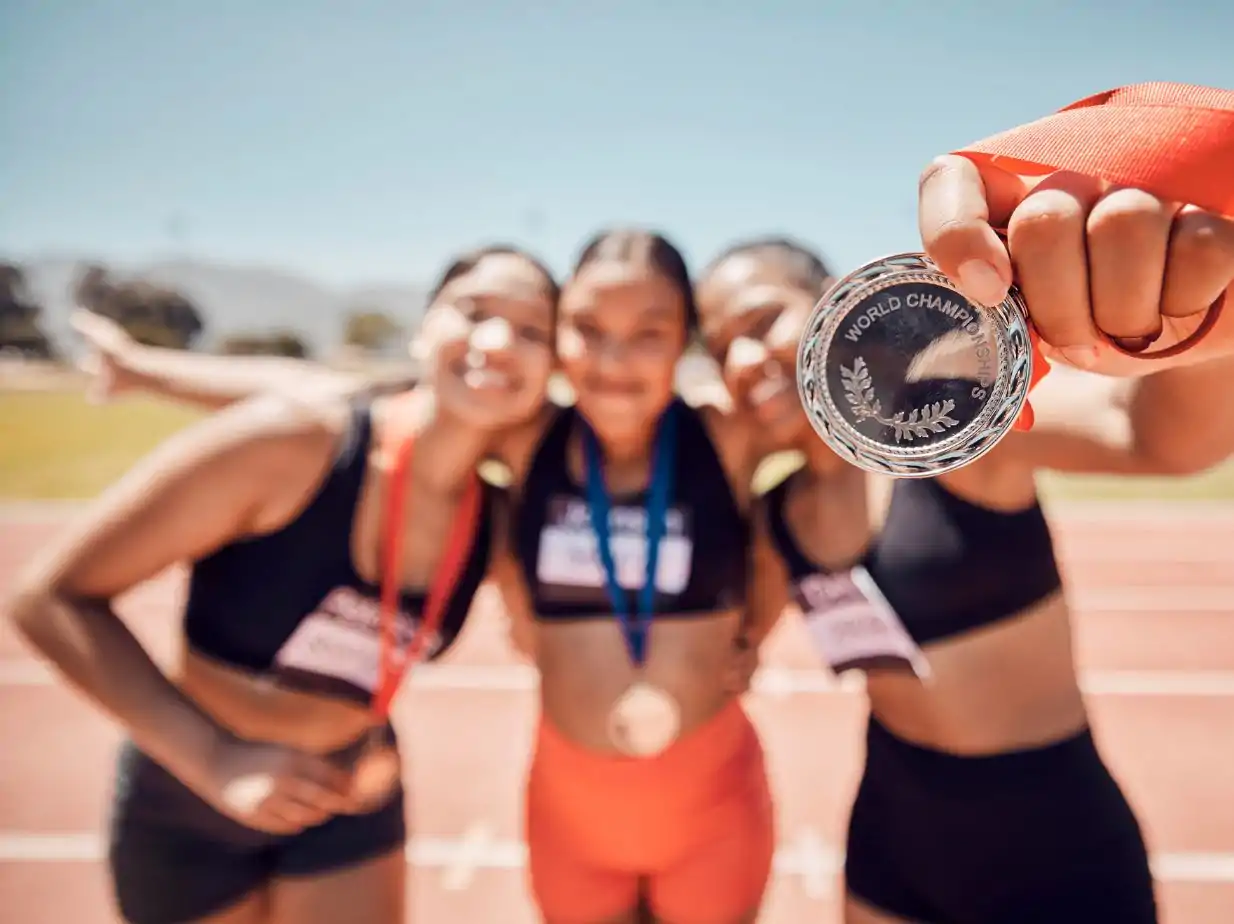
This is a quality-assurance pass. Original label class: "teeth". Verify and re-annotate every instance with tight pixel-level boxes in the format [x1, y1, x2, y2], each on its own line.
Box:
[749, 377, 788, 406]
[463, 368, 511, 389]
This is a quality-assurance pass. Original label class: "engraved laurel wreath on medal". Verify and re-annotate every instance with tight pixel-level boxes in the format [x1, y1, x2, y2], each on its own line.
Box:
[796, 253, 1033, 478]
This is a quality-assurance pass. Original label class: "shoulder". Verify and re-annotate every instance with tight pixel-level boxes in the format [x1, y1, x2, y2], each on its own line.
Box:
[217, 389, 353, 462]
[190, 391, 357, 531]
[691, 403, 761, 505]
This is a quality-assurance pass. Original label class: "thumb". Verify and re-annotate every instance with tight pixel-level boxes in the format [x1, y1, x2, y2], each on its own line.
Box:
[70, 309, 106, 342]
[89, 364, 119, 405]
[70, 309, 127, 353]
[76, 351, 117, 405]
[917, 155, 1025, 307]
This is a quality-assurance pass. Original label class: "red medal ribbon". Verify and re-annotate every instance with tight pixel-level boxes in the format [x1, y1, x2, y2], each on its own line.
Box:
[949, 83, 1234, 429]
[372, 412, 482, 720]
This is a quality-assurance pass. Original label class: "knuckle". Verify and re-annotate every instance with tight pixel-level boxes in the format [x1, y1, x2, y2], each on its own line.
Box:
[1170, 212, 1234, 272]
[1087, 188, 1173, 242]
[1036, 170, 1104, 201]
[1008, 188, 1088, 246]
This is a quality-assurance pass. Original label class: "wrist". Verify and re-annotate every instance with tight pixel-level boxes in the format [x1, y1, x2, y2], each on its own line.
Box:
[131, 699, 231, 791]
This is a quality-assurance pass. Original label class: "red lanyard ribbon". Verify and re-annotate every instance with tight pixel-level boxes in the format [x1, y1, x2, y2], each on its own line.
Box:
[957, 83, 1234, 214]
[950, 83, 1234, 429]
[372, 423, 482, 720]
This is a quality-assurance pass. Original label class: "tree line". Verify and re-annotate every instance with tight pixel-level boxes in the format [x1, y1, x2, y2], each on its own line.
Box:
[0, 262, 407, 361]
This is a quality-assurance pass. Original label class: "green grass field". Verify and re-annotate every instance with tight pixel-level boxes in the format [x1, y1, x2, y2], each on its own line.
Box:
[4, 389, 1234, 501]
[1, 391, 204, 499]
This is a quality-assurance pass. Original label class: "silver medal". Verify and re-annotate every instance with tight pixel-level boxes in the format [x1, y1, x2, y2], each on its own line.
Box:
[797, 253, 1033, 477]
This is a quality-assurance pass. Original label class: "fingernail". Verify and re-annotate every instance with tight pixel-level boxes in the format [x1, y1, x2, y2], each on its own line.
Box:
[1109, 334, 1159, 354]
[956, 260, 1007, 308]
[1058, 345, 1100, 369]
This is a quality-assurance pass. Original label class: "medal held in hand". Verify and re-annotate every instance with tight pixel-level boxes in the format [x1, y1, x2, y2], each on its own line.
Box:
[585, 403, 682, 758]
[796, 253, 1034, 477]
[353, 426, 481, 808]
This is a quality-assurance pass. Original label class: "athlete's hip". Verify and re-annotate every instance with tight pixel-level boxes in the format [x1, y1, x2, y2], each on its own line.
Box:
[526, 700, 770, 868]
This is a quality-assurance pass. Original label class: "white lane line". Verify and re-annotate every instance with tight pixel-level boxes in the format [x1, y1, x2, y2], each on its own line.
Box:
[440, 821, 496, 892]
[1152, 852, 1234, 882]
[777, 827, 842, 899]
[3, 661, 1234, 697]
[0, 502, 90, 521]
[1066, 589, 1234, 610]
[1, 831, 1230, 886]
[1045, 503, 1234, 522]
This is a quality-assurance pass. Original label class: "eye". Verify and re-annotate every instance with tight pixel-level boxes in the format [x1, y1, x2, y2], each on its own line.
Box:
[635, 327, 671, 344]
[575, 320, 603, 341]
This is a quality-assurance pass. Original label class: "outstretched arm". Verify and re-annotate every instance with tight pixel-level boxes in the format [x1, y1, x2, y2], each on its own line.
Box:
[1016, 357, 1234, 476]
[74, 310, 376, 410]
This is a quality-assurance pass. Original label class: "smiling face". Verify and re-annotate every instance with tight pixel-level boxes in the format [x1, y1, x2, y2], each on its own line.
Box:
[556, 234, 692, 445]
[418, 251, 556, 429]
[696, 250, 825, 450]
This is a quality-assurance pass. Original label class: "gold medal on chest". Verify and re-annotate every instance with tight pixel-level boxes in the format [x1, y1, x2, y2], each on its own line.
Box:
[607, 680, 682, 757]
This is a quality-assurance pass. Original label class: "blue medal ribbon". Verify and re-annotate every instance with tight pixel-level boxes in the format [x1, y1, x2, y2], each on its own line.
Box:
[583, 402, 679, 667]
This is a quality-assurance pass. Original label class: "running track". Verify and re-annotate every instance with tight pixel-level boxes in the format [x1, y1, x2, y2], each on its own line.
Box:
[1, 503, 1233, 923]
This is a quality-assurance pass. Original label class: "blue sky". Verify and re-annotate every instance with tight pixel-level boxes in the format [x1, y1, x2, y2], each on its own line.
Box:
[3, 0, 1230, 286]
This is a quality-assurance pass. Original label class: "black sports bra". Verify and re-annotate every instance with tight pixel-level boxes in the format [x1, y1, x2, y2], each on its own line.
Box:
[512, 400, 748, 620]
[764, 471, 1062, 646]
[183, 401, 492, 702]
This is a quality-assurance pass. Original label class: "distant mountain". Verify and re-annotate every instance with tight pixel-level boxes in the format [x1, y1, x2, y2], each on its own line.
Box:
[10, 254, 430, 357]
[6, 251, 729, 399]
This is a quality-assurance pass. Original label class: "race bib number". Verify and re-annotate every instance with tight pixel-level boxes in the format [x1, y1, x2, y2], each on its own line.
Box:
[536, 498, 693, 595]
[271, 587, 437, 703]
[796, 566, 930, 679]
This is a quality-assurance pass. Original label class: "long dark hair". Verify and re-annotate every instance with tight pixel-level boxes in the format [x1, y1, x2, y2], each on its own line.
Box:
[570, 228, 698, 334]
[702, 236, 833, 298]
[428, 244, 559, 306]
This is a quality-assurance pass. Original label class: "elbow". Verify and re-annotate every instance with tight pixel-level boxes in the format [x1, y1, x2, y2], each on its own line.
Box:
[1161, 457, 1218, 478]
[1167, 455, 1226, 478]
[1122, 420, 1229, 478]
[3, 568, 86, 655]
[1135, 450, 1225, 479]
[4, 583, 56, 649]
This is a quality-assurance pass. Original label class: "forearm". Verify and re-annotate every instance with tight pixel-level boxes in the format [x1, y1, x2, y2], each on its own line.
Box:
[1024, 359, 1234, 476]
[122, 347, 366, 410]
[9, 592, 221, 787]
[1120, 359, 1234, 474]
[1014, 406, 1145, 476]
[745, 518, 792, 648]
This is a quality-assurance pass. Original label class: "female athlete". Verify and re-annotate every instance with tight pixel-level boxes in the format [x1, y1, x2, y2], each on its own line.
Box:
[483, 228, 777, 924]
[697, 226, 1234, 924]
[5, 245, 557, 924]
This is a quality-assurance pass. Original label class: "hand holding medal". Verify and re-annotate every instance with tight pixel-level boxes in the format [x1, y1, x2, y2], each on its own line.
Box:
[798, 83, 1234, 477]
[585, 403, 682, 758]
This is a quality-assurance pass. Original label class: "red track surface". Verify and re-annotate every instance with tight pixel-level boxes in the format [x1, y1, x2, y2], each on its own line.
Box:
[2, 504, 1233, 922]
